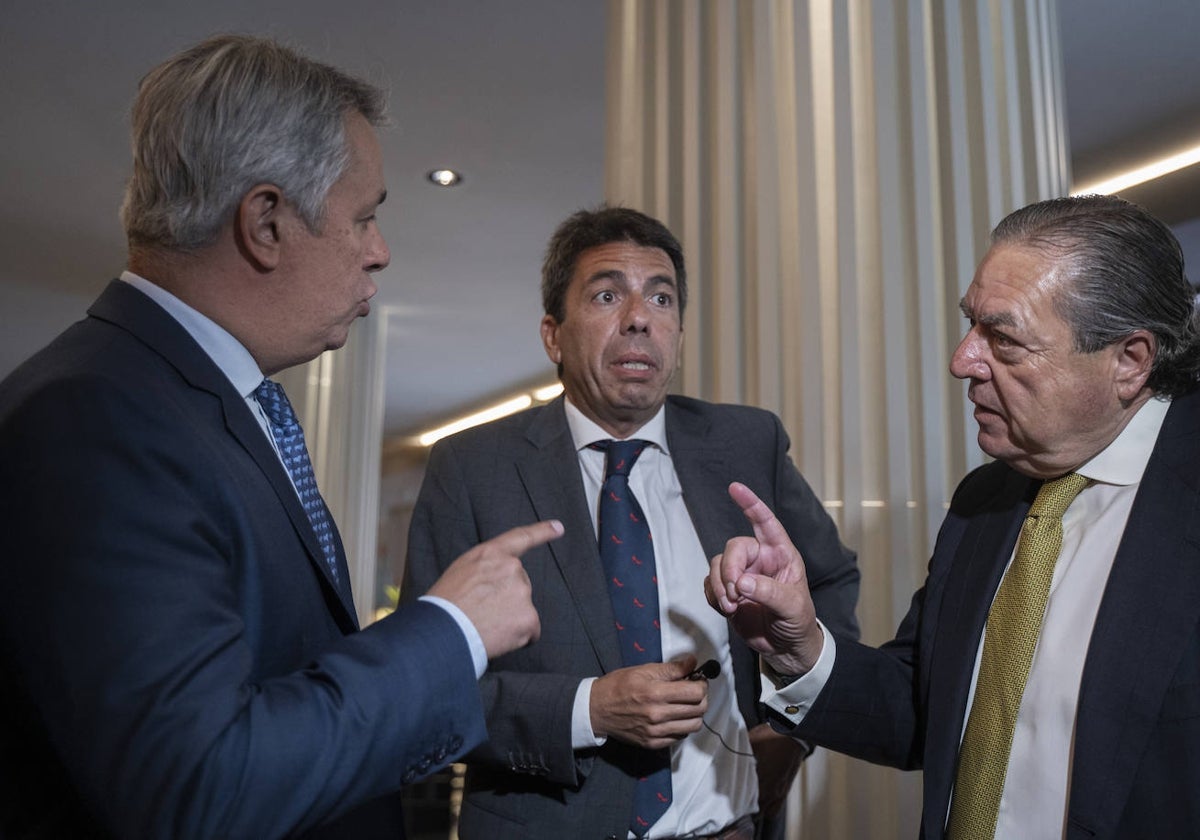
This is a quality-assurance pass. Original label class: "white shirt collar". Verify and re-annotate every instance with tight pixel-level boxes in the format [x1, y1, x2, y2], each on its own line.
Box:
[120, 270, 265, 398]
[1076, 395, 1170, 487]
[561, 396, 670, 456]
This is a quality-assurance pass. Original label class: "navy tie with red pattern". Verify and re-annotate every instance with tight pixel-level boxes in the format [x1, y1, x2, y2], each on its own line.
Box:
[593, 438, 671, 837]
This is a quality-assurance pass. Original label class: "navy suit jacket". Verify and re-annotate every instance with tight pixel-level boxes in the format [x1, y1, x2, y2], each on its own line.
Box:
[0, 281, 486, 839]
[405, 395, 860, 839]
[791, 390, 1200, 839]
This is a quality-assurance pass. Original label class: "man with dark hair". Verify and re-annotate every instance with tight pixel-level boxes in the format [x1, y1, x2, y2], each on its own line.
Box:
[406, 205, 860, 839]
[709, 194, 1200, 839]
[0, 35, 561, 839]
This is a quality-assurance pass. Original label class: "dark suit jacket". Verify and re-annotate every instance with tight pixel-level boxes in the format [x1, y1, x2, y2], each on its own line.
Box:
[405, 395, 860, 839]
[790, 390, 1200, 839]
[0, 281, 487, 839]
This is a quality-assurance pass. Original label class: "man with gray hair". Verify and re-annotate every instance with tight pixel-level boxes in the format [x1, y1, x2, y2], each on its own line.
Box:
[0, 34, 560, 839]
[708, 194, 1200, 839]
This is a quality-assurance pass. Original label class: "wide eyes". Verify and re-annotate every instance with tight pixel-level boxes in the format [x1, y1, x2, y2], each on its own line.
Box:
[591, 289, 674, 307]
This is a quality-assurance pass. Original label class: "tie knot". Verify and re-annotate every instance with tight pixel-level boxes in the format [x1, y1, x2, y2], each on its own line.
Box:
[592, 439, 650, 479]
[1029, 472, 1088, 520]
[254, 379, 298, 429]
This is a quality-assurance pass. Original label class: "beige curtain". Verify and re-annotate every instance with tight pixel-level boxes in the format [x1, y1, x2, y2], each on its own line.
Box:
[605, 1, 1067, 836]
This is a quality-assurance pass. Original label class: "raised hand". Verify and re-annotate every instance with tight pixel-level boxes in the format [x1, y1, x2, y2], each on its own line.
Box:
[704, 482, 823, 676]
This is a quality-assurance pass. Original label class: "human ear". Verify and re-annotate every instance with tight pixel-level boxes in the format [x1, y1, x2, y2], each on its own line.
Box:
[540, 314, 562, 365]
[235, 184, 284, 271]
[1113, 329, 1156, 402]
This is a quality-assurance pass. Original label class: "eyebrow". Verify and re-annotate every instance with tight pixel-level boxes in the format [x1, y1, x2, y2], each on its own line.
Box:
[376, 189, 388, 206]
[959, 298, 1017, 329]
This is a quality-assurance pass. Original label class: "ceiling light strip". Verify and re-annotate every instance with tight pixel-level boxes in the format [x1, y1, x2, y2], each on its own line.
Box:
[533, 383, 565, 401]
[1071, 143, 1200, 196]
[418, 396, 532, 446]
[416, 382, 565, 447]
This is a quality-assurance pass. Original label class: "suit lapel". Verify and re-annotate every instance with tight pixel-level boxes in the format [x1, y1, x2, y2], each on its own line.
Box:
[665, 400, 769, 725]
[89, 281, 358, 629]
[922, 468, 1031, 833]
[1067, 394, 1200, 836]
[665, 402, 734, 559]
[516, 399, 623, 673]
[221, 394, 359, 626]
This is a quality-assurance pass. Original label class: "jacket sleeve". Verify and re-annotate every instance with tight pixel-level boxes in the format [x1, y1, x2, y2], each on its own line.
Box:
[785, 466, 986, 770]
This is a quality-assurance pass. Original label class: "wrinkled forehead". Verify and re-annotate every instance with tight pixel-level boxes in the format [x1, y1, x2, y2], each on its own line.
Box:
[962, 243, 1071, 321]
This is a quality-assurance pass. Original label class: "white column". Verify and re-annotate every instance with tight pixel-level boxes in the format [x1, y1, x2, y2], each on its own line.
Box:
[606, 1, 1067, 837]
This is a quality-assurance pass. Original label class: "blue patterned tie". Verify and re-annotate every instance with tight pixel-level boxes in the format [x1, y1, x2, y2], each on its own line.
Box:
[254, 379, 339, 582]
[592, 439, 671, 837]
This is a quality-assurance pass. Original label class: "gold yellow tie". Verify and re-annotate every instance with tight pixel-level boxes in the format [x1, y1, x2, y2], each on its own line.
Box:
[946, 472, 1089, 839]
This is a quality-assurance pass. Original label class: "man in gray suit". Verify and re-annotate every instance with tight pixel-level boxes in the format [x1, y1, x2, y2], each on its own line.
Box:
[405, 206, 860, 839]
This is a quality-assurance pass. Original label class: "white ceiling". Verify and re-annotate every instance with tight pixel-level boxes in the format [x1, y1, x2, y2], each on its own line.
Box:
[2, 0, 1198, 438]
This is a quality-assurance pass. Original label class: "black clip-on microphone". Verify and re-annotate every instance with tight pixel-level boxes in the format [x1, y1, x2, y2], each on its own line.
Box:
[686, 659, 721, 681]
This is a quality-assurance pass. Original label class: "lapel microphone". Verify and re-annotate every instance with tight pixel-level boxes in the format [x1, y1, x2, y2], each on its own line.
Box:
[686, 659, 720, 680]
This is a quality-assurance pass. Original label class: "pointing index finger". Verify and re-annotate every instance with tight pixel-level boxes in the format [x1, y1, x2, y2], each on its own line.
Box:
[489, 519, 565, 556]
[728, 482, 792, 549]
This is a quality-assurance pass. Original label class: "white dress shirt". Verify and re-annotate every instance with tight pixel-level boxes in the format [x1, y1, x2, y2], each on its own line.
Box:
[563, 398, 758, 838]
[767, 396, 1170, 838]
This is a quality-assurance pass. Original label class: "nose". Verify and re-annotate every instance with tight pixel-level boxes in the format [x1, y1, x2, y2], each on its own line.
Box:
[621, 296, 650, 332]
[949, 328, 989, 381]
[365, 224, 390, 273]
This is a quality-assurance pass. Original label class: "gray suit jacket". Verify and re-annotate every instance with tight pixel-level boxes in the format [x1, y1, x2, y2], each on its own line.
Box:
[405, 395, 859, 839]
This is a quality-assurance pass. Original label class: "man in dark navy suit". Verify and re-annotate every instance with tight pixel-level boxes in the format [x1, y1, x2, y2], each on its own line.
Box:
[0, 34, 560, 839]
[710, 195, 1200, 839]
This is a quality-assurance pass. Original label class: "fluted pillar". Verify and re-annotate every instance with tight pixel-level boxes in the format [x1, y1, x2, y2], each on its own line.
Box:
[606, 1, 1067, 837]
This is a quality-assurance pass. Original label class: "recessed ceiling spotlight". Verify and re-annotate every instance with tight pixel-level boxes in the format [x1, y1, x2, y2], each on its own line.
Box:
[427, 168, 463, 187]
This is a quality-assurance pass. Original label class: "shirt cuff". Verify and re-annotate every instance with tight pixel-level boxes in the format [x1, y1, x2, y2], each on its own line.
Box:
[420, 594, 488, 679]
[761, 618, 836, 725]
[571, 677, 607, 749]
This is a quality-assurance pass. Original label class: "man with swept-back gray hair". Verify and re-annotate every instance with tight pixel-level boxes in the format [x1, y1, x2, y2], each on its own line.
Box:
[0, 34, 561, 840]
[709, 194, 1200, 839]
[120, 35, 388, 252]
